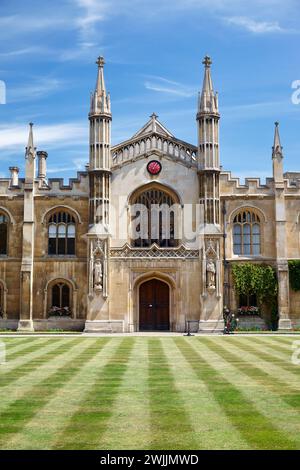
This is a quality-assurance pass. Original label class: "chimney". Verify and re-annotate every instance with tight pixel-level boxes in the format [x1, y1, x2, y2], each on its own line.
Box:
[9, 166, 19, 187]
[37, 151, 48, 185]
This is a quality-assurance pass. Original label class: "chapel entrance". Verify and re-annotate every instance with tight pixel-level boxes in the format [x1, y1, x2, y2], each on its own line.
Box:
[139, 279, 170, 331]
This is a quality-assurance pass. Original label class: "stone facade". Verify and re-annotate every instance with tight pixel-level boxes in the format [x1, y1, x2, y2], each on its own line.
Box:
[0, 56, 299, 332]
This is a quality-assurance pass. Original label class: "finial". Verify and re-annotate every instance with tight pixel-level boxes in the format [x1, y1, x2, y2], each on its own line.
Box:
[275, 121, 279, 127]
[150, 112, 158, 119]
[29, 122, 34, 127]
[96, 56, 105, 68]
[202, 55, 212, 67]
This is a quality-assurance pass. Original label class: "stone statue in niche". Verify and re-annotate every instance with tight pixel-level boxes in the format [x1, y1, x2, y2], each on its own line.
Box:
[206, 259, 216, 289]
[94, 258, 103, 291]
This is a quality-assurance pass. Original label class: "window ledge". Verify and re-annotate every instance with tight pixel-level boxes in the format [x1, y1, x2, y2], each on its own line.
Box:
[46, 255, 77, 259]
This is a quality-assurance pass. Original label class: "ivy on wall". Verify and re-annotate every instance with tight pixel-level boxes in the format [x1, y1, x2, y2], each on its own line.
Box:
[231, 263, 278, 305]
[288, 260, 300, 291]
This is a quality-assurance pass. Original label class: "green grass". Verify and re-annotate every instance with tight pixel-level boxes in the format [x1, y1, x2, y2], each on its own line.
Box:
[0, 336, 299, 450]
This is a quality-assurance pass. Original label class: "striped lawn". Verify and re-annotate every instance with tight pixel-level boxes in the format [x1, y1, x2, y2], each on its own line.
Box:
[0, 336, 299, 450]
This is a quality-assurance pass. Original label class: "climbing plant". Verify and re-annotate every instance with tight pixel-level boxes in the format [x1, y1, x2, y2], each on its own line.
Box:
[288, 260, 300, 291]
[231, 263, 278, 305]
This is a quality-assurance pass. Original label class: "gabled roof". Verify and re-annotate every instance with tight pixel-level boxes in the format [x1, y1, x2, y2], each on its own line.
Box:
[131, 113, 174, 139]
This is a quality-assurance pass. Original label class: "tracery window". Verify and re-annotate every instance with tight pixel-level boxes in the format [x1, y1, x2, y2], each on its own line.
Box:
[48, 211, 76, 255]
[130, 187, 179, 248]
[233, 210, 261, 256]
[49, 282, 71, 317]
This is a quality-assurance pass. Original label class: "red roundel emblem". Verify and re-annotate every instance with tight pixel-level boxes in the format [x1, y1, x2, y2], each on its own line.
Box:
[147, 160, 162, 175]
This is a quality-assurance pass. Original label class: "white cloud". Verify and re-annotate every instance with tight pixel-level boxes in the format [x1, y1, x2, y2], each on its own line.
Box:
[144, 76, 195, 98]
[225, 16, 285, 33]
[0, 122, 88, 151]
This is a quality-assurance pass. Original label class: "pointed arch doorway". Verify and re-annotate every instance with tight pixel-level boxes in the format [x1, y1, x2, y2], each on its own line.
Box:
[139, 279, 170, 331]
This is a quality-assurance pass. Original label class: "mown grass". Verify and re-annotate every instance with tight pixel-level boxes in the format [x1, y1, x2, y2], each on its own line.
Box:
[0, 336, 299, 450]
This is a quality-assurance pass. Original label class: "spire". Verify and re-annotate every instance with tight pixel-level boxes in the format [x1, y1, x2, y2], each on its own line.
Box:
[25, 122, 35, 160]
[24, 122, 36, 184]
[272, 121, 283, 159]
[90, 56, 111, 116]
[198, 55, 219, 115]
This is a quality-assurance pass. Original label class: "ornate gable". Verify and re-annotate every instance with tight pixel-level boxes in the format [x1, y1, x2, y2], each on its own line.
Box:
[132, 113, 174, 139]
[111, 113, 197, 170]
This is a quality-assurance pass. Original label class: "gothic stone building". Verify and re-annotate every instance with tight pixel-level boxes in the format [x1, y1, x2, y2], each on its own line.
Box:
[0, 56, 298, 332]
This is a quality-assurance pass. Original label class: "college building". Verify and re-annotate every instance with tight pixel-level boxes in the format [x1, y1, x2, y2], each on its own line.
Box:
[0, 56, 299, 332]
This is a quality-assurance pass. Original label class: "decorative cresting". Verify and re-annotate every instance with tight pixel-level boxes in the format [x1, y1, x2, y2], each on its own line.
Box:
[201, 238, 221, 296]
[111, 114, 197, 169]
[233, 210, 261, 256]
[110, 243, 199, 259]
[130, 185, 179, 248]
[89, 238, 108, 297]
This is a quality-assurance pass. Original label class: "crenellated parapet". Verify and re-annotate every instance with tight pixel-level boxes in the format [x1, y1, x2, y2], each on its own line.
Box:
[220, 171, 273, 197]
[0, 172, 89, 197]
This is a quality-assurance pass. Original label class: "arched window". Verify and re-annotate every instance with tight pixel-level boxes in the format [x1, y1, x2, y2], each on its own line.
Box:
[233, 210, 261, 255]
[49, 282, 71, 316]
[130, 186, 179, 248]
[48, 211, 76, 255]
[0, 213, 8, 255]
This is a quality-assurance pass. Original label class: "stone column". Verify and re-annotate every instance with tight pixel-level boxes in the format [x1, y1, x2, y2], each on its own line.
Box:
[277, 261, 292, 329]
[18, 123, 35, 332]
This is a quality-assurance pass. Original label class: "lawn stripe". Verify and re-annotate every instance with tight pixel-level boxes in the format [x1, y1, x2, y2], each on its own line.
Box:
[53, 338, 135, 450]
[175, 338, 298, 450]
[1, 338, 38, 352]
[202, 338, 300, 410]
[162, 339, 250, 449]
[7, 338, 119, 450]
[0, 338, 69, 390]
[98, 338, 152, 450]
[0, 339, 79, 417]
[2, 338, 112, 450]
[4, 338, 55, 362]
[193, 338, 300, 447]
[205, 337, 300, 390]
[146, 338, 198, 450]
[230, 337, 300, 378]
[247, 336, 295, 356]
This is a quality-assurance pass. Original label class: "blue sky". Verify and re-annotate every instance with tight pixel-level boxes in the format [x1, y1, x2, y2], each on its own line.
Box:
[0, 0, 299, 181]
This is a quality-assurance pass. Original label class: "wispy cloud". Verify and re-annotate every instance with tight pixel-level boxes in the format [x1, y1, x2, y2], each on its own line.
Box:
[144, 76, 195, 98]
[7, 78, 65, 103]
[225, 16, 290, 34]
[0, 122, 88, 151]
[221, 99, 298, 120]
[0, 47, 48, 58]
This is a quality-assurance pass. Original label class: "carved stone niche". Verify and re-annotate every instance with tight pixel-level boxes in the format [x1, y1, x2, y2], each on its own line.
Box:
[89, 238, 108, 298]
[204, 238, 220, 296]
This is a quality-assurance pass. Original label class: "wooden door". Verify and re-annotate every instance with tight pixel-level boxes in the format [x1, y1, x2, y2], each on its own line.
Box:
[139, 279, 169, 331]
